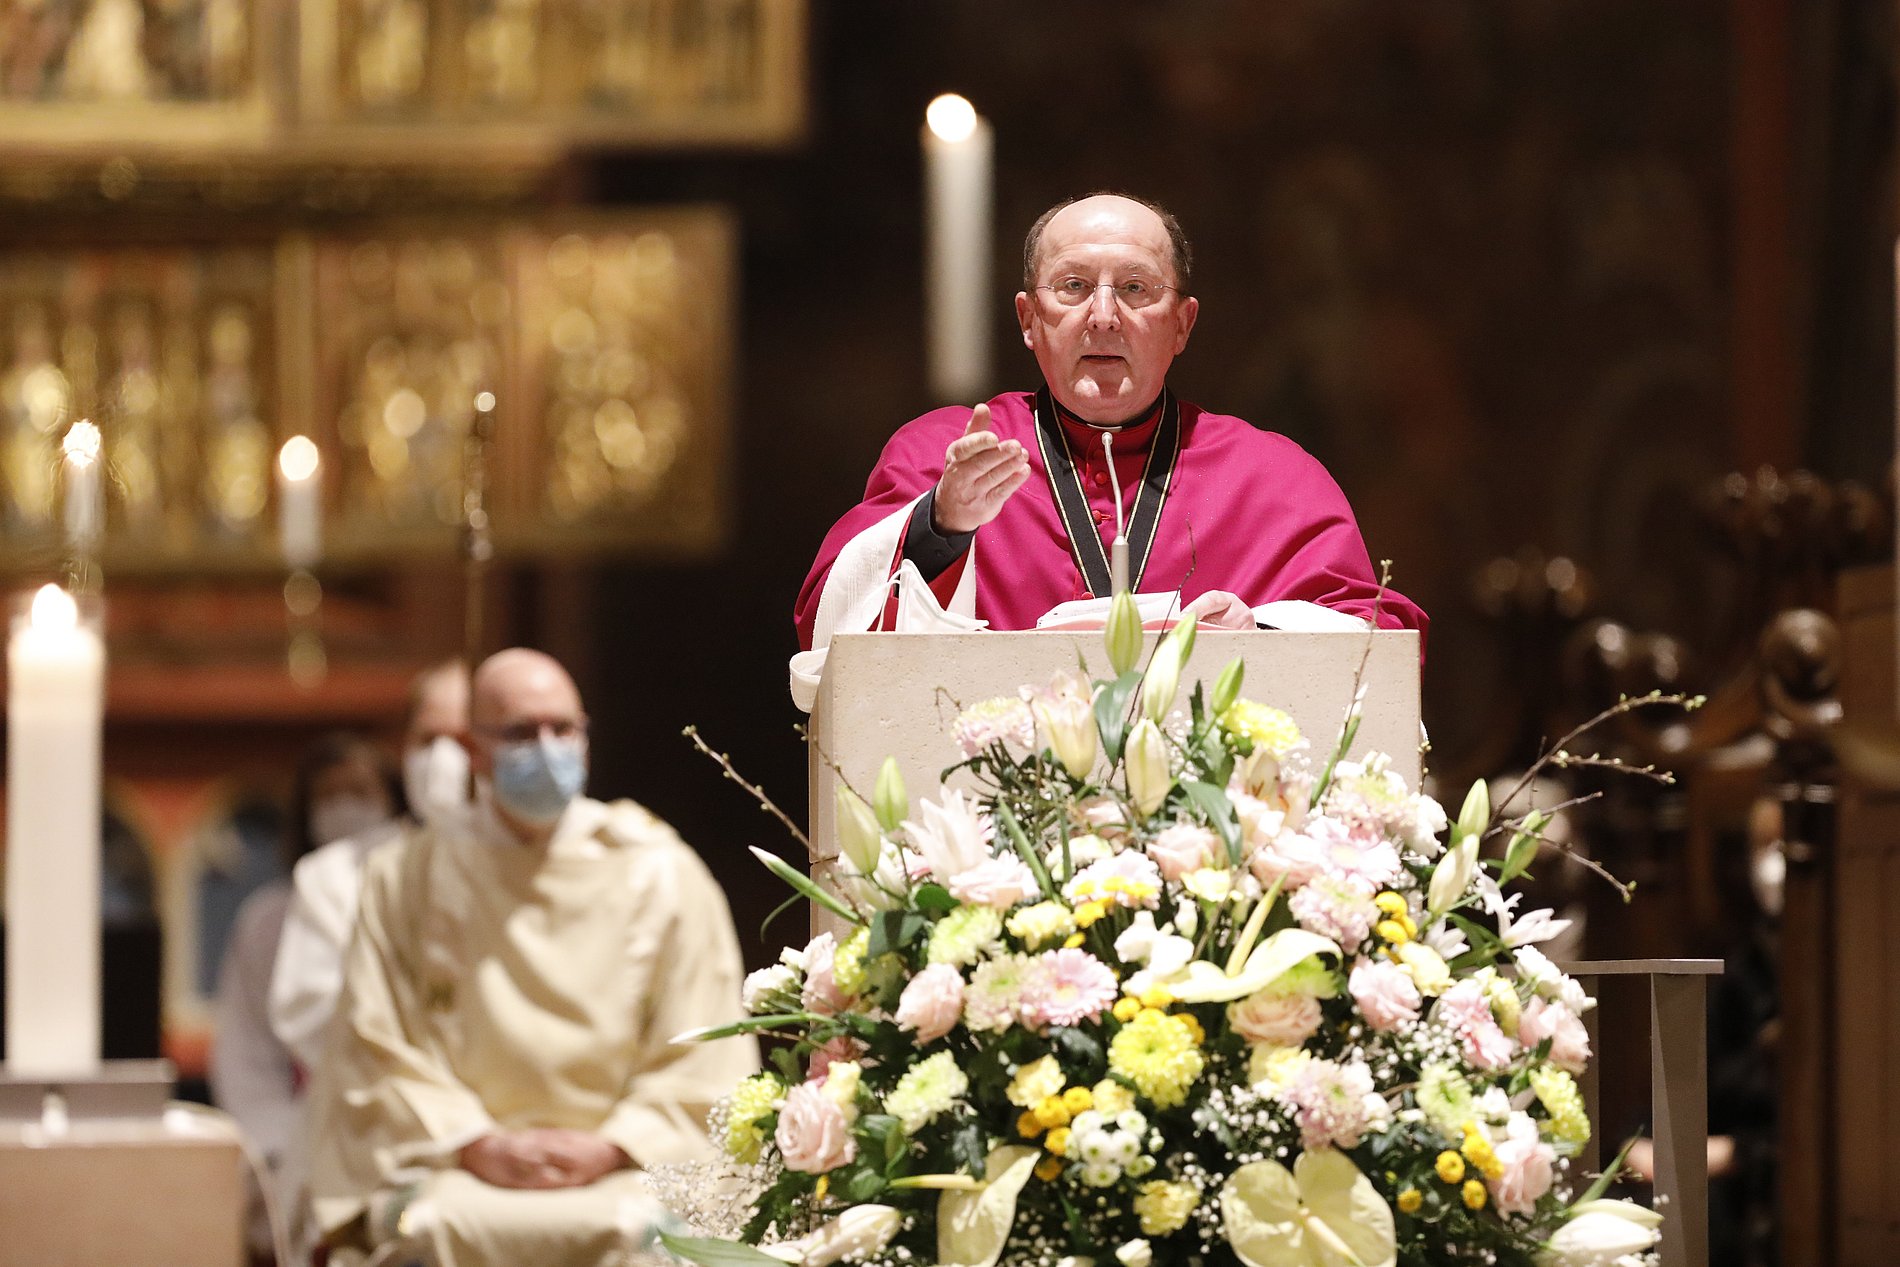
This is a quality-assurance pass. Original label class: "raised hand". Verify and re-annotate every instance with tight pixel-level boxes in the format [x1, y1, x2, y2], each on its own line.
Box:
[932, 403, 1031, 535]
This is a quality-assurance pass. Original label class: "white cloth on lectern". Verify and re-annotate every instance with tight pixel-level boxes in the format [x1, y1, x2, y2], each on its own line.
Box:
[789, 492, 983, 711]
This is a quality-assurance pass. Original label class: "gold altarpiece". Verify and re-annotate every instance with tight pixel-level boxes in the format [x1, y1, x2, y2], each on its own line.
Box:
[0, 0, 797, 1076]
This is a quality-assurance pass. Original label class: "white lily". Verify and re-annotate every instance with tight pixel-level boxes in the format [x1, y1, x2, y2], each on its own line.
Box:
[903, 788, 993, 883]
[1538, 1199, 1663, 1266]
[1427, 834, 1479, 916]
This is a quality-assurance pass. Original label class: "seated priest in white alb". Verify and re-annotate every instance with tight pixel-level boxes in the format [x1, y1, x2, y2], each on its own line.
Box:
[303, 649, 758, 1267]
[792, 192, 1428, 707]
[269, 659, 471, 1071]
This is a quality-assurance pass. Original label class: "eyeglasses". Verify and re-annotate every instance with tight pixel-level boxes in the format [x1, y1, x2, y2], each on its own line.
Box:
[475, 718, 589, 745]
[1034, 277, 1179, 311]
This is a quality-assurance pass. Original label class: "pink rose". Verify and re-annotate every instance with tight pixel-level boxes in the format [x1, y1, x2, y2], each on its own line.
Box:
[895, 964, 966, 1043]
[1249, 828, 1328, 892]
[775, 1082, 858, 1173]
[947, 855, 1039, 909]
[1435, 980, 1515, 1070]
[806, 1035, 865, 1082]
[1227, 987, 1324, 1048]
[1147, 823, 1220, 881]
[1489, 1114, 1556, 1215]
[1519, 997, 1591, 1074]
[1348, 957, 1421, 1032]
[800, 932, 848, 1015]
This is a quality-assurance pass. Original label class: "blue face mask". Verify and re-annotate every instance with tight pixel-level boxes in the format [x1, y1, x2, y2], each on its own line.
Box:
[490, 735, 587, 826]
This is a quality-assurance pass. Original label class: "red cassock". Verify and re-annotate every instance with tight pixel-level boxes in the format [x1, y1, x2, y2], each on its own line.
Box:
[795, 389, 1427, 653]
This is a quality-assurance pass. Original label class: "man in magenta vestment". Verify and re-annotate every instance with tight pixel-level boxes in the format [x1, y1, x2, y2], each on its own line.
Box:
[793, 193, 1425, 702]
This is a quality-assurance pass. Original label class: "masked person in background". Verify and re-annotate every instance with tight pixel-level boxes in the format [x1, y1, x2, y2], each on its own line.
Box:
[304, 648, 757, 1267]
[270, 660, 471, 1070]
[211, 731, 402, 1262]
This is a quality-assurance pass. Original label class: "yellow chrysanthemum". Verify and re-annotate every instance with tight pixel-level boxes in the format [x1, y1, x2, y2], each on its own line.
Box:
[1218, 700, 1302, 757]
[1434, 1151, 1465, 1184]
[1035, 1155, 1064, 1182]
[722, 1073, 783, 1163]
[1397, 1188, 1423, 1214]
[1461, 1127, 1503, 1179]
[1107, 1010, 1205, 1109]
[1062, 1086, 1093, 1114]
[1375, 919, 1411, 946]
[1529, 1067, 1592, 1147]
[1045, 1126, 1072, 1156]
[1462, 1179, 1487, 1210]
[1017, 1110, 1043, 1138]
[1373, 891, 1409, 919]
[1139, 986, 1175, 1009]
[1134, 1179, 1200, 1236]
[1008, 1055, 1066, 1108]
[1176, 1013, 1206, 1046]
[1092, 1079, 1136, 1115]
[1007, 901, 1077, 949]
[1033, 1096, 1071, 1130]
[1113, 997, 1144, 1023]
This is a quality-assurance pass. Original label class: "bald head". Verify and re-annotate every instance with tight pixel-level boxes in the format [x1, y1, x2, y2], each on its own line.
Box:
[1022, 193, 1193, 293]
[470, 649, 583, 730]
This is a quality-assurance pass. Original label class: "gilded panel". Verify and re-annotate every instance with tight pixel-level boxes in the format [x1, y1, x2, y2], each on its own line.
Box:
[300, 0, 805, 146]
[0, 245, 279, 571]
[0, 0, 275, 152]
[0, 208, 734, 571]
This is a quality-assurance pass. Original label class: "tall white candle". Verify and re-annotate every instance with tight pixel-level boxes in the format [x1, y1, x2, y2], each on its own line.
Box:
[61, 420, 102, 553]
[924, 93, 994, 403]
[277, 435, 323, 571]
[5, 584, 104, 1075]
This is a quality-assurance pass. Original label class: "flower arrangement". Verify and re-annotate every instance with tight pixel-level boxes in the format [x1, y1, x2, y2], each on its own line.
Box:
[667, 598, 1677, 1267]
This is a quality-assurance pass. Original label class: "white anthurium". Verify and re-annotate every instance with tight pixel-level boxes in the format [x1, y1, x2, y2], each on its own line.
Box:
[759, 1204, 903, 1267]
[1427, 834, 1479, 916]
[1537, 1199, 1663, 1266]
[1163, 929, 1339, 1005]
[1119, 927, 1199, 998]
[938, 1145, 1041, 1267]
[1221, 1147, 1396, 1267]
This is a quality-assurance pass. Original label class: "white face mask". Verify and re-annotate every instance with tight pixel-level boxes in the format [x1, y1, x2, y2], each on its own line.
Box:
[310, 794, 391, 849]
[404, 735, 471, 830]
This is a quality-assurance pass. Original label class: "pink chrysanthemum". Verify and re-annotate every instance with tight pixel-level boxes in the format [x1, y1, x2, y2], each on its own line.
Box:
[952, 696, 1037, 757]
[1020, 948, 1119, 1029]
[1306, 816, 1403, 891]
[1288, 875, 1379, 947]
[1279, 1056, 1384, 1150]
[1435, 980, 1516, 1071]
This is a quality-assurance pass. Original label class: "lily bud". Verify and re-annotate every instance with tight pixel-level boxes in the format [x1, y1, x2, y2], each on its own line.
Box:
[1209, 658, 1245, 716]
[836, 786, 884, 875]
[1168, 613, 1196, 662]
[1105, 591, 1142, 676]
[1455, 779, 1490, 844]
[1139, 637, 1184, 725]
[1427, 834, 1479, 916]
[1539, 1200, 1662, 1265]
[873, 757, 907, 833]
[1499, 809, 1549, 884]
[1035, 693, 1099, 781]
[1125, 719, 1174, 816]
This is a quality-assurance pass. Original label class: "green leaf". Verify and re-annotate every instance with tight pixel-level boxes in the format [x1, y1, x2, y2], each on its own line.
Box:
[867, 910, 930, 960]
[912, 883, 958, 915]
[1181, 779, 1242, 866]
[1447, 913, 1505, 958]
[658, 1233, 791, 1267]
[842, 1165, 888, 1202]
[1048, 1027, 1106, 1083]
[1577, 1133, 1643, 1204]
[750, 846, 864, 926]
[768, 1046, 802, 1084]
[1094, 669, 1141, 763]
[949, 1121, 988, 1177]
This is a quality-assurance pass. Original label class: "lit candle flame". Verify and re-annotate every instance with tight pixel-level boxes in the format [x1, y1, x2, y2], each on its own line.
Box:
[61, 421, 101, 468]
[278, 435, 320, 482]
[29, 583, 78, 633]
[925, 94, 978, 144]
